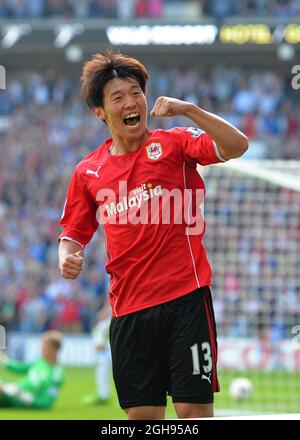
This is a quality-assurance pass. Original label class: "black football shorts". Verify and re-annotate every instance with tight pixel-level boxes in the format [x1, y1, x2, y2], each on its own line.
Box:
[109, 286, 220, 409]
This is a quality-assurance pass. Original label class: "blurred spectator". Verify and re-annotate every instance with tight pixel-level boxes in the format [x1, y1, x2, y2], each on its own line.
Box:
[0, 0, 11, 18]
[27, 0, 44, 17]
[135, 0, 148, 17]
[202, 0, 238, 19]
[116, 0, 136, 19]
[44, 0, 72, 17]
[148, 0, 163, 17]
[0, 0, 299, 18]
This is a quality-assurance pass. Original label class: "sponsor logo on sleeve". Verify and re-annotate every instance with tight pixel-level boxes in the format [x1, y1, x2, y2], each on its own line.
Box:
[186, 127, 204, 138]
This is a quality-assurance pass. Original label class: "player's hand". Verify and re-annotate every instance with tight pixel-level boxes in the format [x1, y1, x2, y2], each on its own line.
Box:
[60, 250, 84, 280]
[150, 96, 191, 117]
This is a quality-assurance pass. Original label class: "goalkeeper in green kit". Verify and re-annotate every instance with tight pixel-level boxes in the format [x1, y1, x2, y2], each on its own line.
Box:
[0, 331, 64, 409]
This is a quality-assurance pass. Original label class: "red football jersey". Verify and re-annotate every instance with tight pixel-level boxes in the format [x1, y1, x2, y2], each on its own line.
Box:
[59, 127, 225, 317]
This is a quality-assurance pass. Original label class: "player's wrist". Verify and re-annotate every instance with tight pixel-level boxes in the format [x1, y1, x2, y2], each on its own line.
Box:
[182, 101, 199, 118]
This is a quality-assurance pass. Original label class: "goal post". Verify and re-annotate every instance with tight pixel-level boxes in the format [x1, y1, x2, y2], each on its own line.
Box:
[200, 160, 300, 415]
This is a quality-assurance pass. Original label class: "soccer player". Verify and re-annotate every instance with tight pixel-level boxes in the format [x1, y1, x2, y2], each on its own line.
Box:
[58, 51, 248, 419]
[82, 304, 112, 405]
[0, 331, 64, 409]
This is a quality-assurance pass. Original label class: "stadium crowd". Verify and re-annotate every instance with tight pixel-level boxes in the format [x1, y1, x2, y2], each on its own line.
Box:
[0, 64, 299, 336]
[0, 0, 300, 19]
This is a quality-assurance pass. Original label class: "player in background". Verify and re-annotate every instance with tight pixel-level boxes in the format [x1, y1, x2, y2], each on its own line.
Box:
[58, 51, 249, 419]
[82, 303, 112, 405]
[0, 331, 64, 409]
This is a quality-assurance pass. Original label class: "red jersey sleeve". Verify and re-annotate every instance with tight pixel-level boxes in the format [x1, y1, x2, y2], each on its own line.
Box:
[58, 167, 98, 247]
[173, 126, 226, 166]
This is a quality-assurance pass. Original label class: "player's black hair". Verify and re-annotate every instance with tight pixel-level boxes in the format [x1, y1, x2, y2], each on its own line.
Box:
[80, 49, 149, 109]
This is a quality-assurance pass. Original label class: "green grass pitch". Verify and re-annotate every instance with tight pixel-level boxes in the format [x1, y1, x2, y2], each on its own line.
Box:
[0, 367, 299, 419]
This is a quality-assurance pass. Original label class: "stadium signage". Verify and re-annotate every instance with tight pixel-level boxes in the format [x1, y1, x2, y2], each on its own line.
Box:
[1, 21, 300, 51]
[106, 23, 300, 46]
[284, 24, 300, 43]
[7, 334, 300, 369]
[220, 24, 272, 44]
[220, 23, 300, 45]
[106, 25, 218, 45]
[1, 23, 31, 48]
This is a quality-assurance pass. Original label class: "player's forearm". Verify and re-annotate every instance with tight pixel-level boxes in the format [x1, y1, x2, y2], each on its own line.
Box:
[184, 103, 249, 160]
[58, 239, 83, 270]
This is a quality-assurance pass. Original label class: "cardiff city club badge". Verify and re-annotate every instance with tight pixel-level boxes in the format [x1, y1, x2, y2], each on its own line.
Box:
[146, 143, 162, 160]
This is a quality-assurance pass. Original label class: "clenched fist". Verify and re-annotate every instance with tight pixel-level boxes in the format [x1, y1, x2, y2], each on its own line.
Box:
[59, 250, 84, 280]
[150, 96, 191, 117]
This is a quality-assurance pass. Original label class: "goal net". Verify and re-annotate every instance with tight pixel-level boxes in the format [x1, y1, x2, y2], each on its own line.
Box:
[202, 160, 300, 416]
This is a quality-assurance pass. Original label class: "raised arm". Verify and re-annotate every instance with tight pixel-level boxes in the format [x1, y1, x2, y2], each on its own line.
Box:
[150, 97, 249, 160]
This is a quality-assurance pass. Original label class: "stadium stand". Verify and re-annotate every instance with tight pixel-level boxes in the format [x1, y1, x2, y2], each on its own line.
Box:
[0, 0, 300, 19]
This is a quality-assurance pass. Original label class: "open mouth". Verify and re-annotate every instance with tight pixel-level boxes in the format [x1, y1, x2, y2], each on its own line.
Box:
[123, 112, 141, 127]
